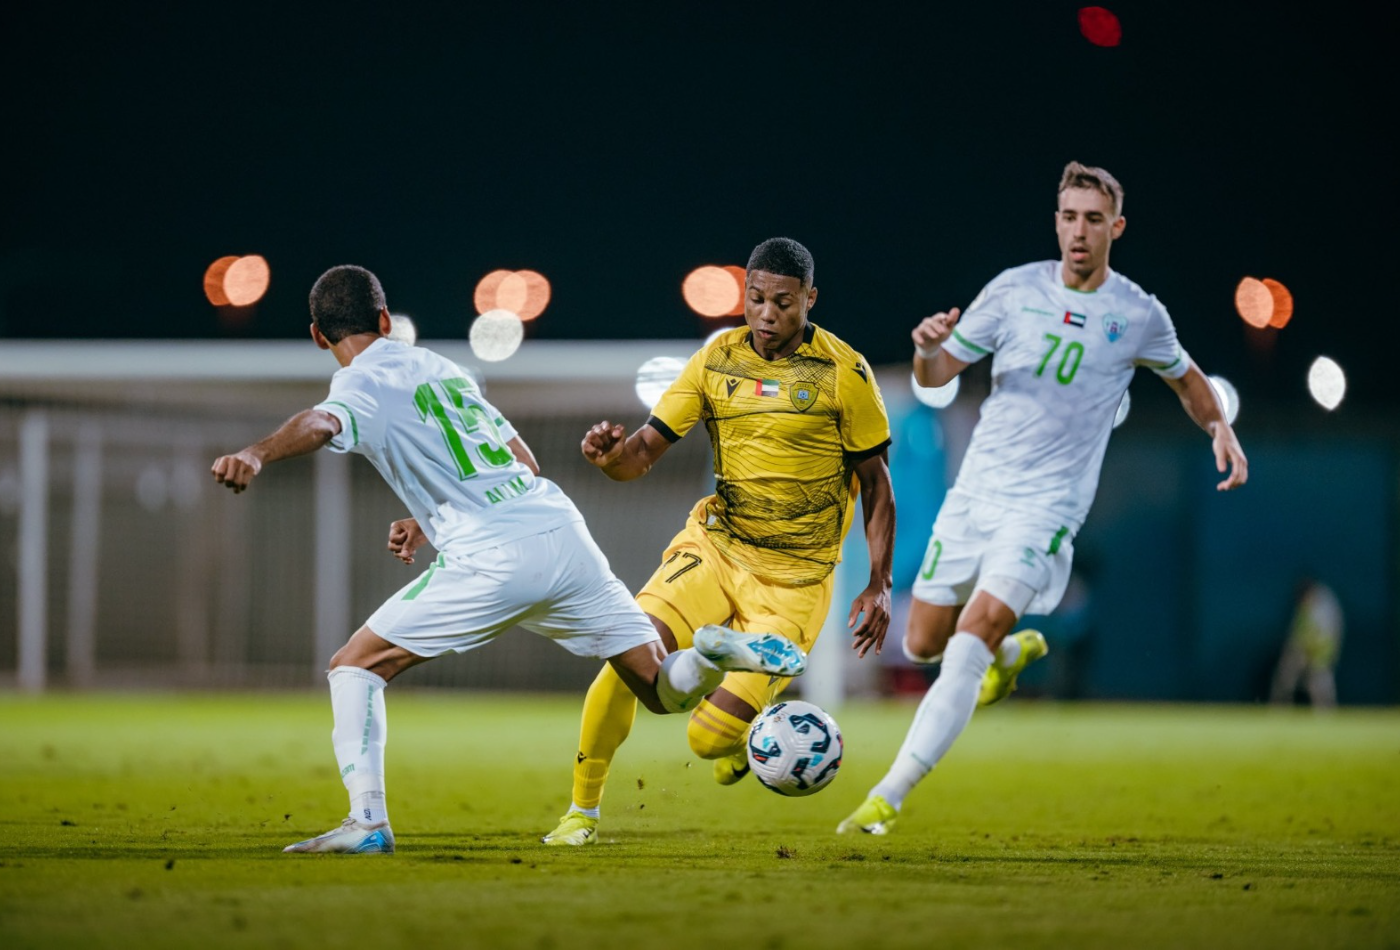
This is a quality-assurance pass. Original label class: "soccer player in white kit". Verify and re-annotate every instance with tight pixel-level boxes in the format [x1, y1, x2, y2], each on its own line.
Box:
[837, 162, 1248, 834]
[210, 265, 807, 854]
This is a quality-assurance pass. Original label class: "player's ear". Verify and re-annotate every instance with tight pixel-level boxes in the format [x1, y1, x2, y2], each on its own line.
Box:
[1112, 215, 1126, 241]
[378, 308, 392, 336]
[806, 285, 818, 311]
[310, 322, 331, 350]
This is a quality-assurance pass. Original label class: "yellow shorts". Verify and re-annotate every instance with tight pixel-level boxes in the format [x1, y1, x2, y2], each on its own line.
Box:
[636, 517, 833, 712]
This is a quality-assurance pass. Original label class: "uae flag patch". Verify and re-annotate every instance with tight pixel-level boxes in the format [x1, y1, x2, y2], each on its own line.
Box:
[755, 379, 780, 397]
[1063, 311, 1087, 327]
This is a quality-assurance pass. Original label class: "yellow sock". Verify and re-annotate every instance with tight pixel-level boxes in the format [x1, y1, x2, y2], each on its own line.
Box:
[572, 663, 638, 810]
[686, 699, 751, 760]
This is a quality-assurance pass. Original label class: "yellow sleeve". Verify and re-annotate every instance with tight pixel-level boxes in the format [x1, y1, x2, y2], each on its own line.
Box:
[647, 346, 707, 442]
[839, 353, 891, 456]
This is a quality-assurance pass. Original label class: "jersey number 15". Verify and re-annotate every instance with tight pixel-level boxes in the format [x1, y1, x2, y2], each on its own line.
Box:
[414, 378, 512, 480]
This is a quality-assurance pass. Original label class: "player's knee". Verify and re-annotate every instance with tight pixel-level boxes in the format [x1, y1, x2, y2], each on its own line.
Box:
[902, 639, 942, 665]
[686, 701, 749, 759]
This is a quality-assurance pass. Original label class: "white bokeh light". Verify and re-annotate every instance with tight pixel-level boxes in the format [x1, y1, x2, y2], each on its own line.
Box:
[1113, 390, 1131, 429]
[1307, 356, 1346, 410]
[469, 309, 524, 362]
[635, 356, 688, 409]
[910, 372, 960, 409]
[1208, 375, 1240, 425]
[388, 314, 417, 344]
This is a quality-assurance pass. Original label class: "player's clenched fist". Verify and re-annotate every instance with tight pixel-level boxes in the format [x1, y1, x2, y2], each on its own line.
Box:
[211, 451, 262, 493]
[387, 517, 427, 565]
[581, 421, 627, 467]
[912, 307, 961, 355]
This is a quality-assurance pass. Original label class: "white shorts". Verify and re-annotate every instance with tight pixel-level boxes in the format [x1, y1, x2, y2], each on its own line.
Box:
[909, 490, 1074, 618]
[366, 520, 660, 660]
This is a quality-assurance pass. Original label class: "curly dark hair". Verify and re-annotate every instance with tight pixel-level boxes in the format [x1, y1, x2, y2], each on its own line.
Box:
[308, 265, 386, 344]
[746, 237, 814, 287]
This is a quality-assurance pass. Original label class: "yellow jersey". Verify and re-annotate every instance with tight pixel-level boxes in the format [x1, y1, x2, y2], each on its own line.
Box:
[649, 323, 891, 585]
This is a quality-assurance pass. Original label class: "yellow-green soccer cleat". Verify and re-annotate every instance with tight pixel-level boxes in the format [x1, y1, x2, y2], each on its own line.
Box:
[712, 750, 751, 786]
[836, 794, 898, 835]
[978, 629, 1049, 707]
[541, 810, 599, 847]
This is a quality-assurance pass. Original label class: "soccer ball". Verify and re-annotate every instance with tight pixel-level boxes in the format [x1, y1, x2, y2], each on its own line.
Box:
[745, 700, 843, 797]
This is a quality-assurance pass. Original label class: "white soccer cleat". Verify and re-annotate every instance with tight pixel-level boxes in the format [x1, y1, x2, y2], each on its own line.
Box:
[693, 624, 807, 677]
[283, 818, 396, 854]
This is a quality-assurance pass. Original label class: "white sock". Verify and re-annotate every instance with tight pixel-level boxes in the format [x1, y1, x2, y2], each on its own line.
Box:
[328, 666, 390, 826]
[656, 649, 725, 713]
[571, 802, 600, 819]
[995, 635, 1022, 669]
[872, 632, 993, 810]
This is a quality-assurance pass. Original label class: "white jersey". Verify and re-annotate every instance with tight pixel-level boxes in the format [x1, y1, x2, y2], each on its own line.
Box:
[315, 338, 581, 555]
[941, 261, 1190, 532]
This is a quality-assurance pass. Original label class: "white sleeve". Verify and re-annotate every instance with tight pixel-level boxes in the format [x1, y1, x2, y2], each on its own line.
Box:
[314, 370, 383, 454]
[941, 274, 1009, 364]
[1134, 296, 1190, 380]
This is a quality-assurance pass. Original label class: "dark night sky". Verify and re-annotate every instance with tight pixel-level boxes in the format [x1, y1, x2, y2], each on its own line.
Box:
[2, 3, 1392, 407]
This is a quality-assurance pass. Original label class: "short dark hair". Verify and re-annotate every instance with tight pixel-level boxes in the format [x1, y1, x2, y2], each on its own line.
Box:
[309, 265, 386, 344]
[747, 237, 814, 287]
[1059, 161, 1125, 216]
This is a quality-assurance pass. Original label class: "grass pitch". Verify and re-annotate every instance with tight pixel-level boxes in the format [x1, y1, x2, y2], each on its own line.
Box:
[2, 693, 1398, 950]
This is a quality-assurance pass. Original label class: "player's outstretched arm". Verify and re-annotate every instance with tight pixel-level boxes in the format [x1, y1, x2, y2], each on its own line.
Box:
[1162, 363, 1249, 491]
[912, 308, 971, 388]
[387, 518, 429, 565]
[211, 409, 341, 494]
[848, 451, 895, 658]
[580, 421, 672, 482]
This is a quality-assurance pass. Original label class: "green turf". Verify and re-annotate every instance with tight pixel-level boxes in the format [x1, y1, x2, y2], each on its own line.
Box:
[2, 693, 1398, 949]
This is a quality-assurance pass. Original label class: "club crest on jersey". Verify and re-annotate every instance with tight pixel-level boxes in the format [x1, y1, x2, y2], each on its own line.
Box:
[1063, 311, 1087, 328]
[790, 381, 818, 412]
[1102, 313, 1129, 343]
[755, 379, 780, 397]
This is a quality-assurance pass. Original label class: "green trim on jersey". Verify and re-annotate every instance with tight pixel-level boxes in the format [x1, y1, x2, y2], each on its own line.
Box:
[324, 401, 360, 447]
[1047, 526, 1069, 555]
[950, 328, 989, 355]
[1145, 348, 1184, 372]
[402, 553, 446, 601]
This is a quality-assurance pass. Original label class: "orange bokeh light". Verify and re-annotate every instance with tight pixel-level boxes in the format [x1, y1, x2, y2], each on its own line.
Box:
[223, 255, 271, 306]
[1263, 278, 1294, 328]
[1234, 277, 1274, 329]
[682, 265, 742, 317]
[474, 269, 551, 320]
[723, 265, 747, 317]
[203, 255, 239, 306]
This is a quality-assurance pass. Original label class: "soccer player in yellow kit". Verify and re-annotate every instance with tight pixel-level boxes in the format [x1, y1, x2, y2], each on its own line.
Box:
[543, 236, 896, 845]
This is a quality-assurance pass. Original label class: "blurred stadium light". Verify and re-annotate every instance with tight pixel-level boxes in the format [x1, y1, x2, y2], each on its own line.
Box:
[1263, 278, 1294, 328]
[1209, 374, 1241, 424]
[469, 309, 524, 361]
[682, 266, 742, 317]
[635, 355, 688, 409]
[388, 314, 418, 344]
[223, 255, 270, 306]
[1308, 356, 1346, 410]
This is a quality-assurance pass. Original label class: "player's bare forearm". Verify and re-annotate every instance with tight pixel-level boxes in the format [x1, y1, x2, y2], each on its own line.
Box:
[581, 421, 671, 481]
[849, 452, 895, 657]
[1163, 364, 1248, 491]
[508, 436, 541, 475]
[211, 409, 340, 493]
